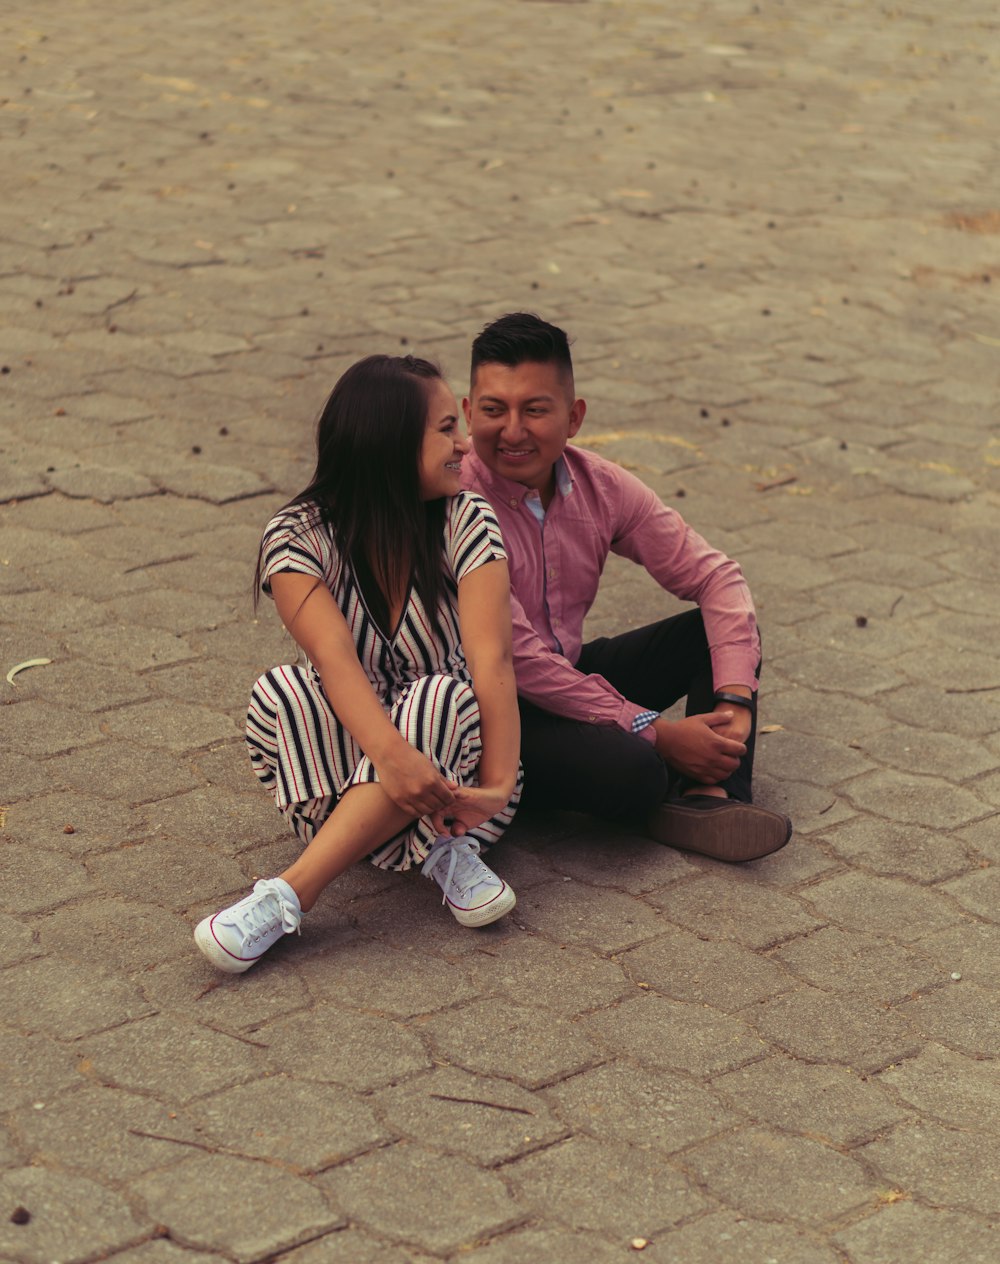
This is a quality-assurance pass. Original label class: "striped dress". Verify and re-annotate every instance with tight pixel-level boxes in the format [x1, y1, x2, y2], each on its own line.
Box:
[246, 492, 523, 870]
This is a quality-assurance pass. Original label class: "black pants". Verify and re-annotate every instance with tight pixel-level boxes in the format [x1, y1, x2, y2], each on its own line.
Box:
[518, 610, 759, 823]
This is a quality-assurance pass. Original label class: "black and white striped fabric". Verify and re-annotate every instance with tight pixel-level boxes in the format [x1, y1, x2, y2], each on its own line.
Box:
[246, 492, 522, 871]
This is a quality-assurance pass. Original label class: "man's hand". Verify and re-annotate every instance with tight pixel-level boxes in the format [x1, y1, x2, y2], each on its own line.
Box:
[374, 743, 458, 819]
[651, 712, 746, 784]
[710, 702, 752, 745]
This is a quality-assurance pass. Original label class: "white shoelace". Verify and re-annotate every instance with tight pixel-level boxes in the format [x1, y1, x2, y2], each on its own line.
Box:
[230, 880, 301, 947]
[422, 838, 492, 903]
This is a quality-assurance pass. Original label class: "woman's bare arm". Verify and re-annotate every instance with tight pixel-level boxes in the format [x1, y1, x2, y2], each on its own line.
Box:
[270, 571, 455, 818]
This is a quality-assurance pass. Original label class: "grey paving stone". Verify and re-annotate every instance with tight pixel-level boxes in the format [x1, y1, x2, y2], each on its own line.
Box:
[584, 994, 767, 1077]
[3, 954, 153, 1038]
[802, 871, 964, 943]
[0, 841, 94, 912]
[821, 816, 980, 884]
[642, 1210, 842, 1264]
[139, 953, 315, 1036]
[259, 1004, 432, 1091]
[2, 699, 105, 756]
[0, 1166, 151, 1262]
[797, 612, 948, 672]
[769, 727, 881, 787]
[1, 791, 149, 854]
[622, 924, 796, 1012]
[33, 897, 192, 973]
[748, 987, 920, 1074]
[540, 824, 697, 893]
[131, 1154, 342, 1264]
[147, 655, 257, 711]
[187, 620, 297, 669]
[345, 879, 522, 955]
[508, 880, 670, 954]
[680, 1126, 876, 1224]
[420, 997, 601, 1090]
[772, 927, 944, 1005]
[83, 1014, 268, 1103]
[26, 657, 156, 711]
[965, 768, 1000, 811]
[457, 1227, 624, 1264]
[141, 785, 265, 854]
[878, 683, 1000, 739]
[714, 1056, 908, 1146]
[189, 1075, 389, 1171]
[318, 1146, 520, 1255]
[102, 586, 241, 634]
[916, 921, 1000, 990]
[768, 645, 907, 697]
[192, 742, 271, 801]
[546, 1060, 737, 1152]
[877, 1043, 1000, 1136]
[861, 1120, 1000, 1216]
[295, 937, 482, 1018]
[90, 837, 250, 911]
[11, 1085, 197, 1181]
[646, 872, 823, 949]
[940, 867, 1000, 923]
[373, 1065, 566, 1166]
[2, 587, 108, 633]
[764, 691, 890, 753]
[833, 1201, 998, 1264]
[71, 623, 195, 670]
[46, 463, 159, 501]
[102, 1241, 231, 1264]
[274, 1229, 419, 1264]
[0, 1027, 83, 1112]
[0, 911, 36, 966]
[465, 930, 631, 1016]
[102, 698, 241, 751]
[897, 981, 999, 1058]
[506, 1135, 708, 1237]
[47, 740, 201, 804]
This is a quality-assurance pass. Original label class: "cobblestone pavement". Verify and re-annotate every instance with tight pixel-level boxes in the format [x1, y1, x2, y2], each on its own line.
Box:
[2, 0, 998, 1260]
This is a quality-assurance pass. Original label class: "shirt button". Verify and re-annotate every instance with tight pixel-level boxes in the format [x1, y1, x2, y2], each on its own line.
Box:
[509, 498, 519, 507]
[589, 715, 598, 723]
[548, 567, 556, 578]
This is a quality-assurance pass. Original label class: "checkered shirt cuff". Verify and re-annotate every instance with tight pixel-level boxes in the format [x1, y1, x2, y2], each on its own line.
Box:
[631, 710, 659, 733]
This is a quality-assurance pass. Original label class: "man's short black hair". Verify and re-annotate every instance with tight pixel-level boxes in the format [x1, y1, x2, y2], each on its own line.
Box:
[470, 312, 574, 382]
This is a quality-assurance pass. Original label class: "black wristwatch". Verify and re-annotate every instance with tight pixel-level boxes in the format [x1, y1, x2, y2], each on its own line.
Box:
[713, 690, 755, 711]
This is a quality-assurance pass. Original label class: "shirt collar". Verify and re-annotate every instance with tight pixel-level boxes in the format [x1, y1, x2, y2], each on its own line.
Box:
[467, 452, 574, 508]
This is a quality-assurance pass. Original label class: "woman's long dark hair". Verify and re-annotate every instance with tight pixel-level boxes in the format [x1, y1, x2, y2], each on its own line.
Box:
[254, 355, 448, 625]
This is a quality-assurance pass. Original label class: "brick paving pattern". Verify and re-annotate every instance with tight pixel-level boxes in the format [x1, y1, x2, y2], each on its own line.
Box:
[1, 1, 997, 1260]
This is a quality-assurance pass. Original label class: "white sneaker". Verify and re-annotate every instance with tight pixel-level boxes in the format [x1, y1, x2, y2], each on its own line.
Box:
[194, 878, 302, 973]
[422, 838, 516, 927]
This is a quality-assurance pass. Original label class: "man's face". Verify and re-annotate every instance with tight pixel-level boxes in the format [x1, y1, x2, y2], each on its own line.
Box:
[463, 360, 586, 496]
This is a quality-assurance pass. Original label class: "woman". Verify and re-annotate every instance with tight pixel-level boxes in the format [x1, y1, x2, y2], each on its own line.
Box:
[195, 355, 522, 973]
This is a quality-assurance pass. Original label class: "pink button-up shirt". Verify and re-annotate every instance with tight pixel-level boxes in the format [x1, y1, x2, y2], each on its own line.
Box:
[461, 446, 760, 741]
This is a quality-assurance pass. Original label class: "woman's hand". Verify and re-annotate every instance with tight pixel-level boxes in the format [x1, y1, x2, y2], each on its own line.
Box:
[430, 784, 512, 837]
[374, 744, 458, 819]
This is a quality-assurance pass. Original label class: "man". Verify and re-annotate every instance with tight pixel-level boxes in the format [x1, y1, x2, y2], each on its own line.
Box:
[460, 312, 790, 862]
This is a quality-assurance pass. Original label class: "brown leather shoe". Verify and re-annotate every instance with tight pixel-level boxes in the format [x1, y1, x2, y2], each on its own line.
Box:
[647, 796, 792, 863]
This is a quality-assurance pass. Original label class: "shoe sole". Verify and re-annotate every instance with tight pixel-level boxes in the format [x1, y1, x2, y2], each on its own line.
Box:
[647, 802, 792, 864]
[448, 885, 516, 927]
[194, 917, 259, 973]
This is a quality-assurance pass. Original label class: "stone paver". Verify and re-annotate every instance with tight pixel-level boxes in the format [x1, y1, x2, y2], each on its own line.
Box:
[2, 1, 997, 1258]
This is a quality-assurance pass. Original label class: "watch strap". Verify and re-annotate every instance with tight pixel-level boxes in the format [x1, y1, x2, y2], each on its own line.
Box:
[713, 690, 755, 710]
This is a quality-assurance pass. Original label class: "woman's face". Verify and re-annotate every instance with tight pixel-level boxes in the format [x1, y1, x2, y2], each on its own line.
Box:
[418, 377, 470, 500]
